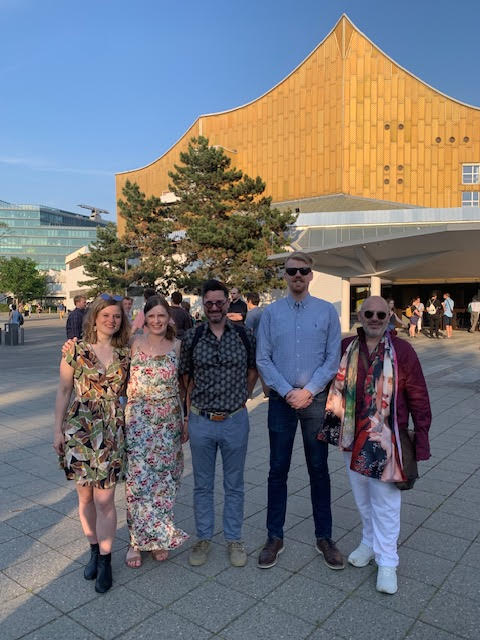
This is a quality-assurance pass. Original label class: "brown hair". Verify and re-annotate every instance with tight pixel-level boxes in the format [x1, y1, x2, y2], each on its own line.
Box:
[144, 295, 176, 340]
[73, 294, 86, 305]
[285, 251, 313, 267]
[82, 296, 130, 347]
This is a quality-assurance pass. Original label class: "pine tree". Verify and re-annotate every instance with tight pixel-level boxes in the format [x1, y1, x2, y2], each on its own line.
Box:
[168, 136, 296, 291]
[117, 180, 181, 292]
[0, 257, 48, 301]
[79, 223, 135, 296]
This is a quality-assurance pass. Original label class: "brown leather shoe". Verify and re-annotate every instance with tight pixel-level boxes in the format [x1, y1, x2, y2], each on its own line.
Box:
[315, 538, 345, 570]
[258, 537, 284, 569]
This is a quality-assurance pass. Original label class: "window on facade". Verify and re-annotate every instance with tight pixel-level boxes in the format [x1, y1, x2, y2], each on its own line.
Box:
[462, 164, 480, 184]
[462, 192, 479, 207]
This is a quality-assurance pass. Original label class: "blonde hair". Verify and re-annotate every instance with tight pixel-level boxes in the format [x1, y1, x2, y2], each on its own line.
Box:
[82, 296, 130, 347]
[285, 251, 313, 267]
[144, 295, 176, 340]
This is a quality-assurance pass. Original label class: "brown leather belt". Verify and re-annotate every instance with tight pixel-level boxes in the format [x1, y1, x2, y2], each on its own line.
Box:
[189, 405, 244, 422]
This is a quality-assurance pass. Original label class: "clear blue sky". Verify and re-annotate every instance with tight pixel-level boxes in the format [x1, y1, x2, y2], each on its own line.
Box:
[1, 0, 479, 222]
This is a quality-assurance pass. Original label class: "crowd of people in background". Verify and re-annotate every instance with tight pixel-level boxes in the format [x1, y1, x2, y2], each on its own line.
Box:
[387, 291, 480, 339]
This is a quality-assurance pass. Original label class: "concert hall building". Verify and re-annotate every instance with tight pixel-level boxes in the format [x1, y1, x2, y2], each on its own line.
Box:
[116, 15, 480, 330]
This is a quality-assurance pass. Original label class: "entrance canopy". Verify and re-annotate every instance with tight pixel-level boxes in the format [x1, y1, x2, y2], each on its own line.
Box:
[280, 207, 480, 283]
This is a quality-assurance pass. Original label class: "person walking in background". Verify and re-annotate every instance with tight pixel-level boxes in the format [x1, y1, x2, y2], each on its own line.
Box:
[318, 296, 431, 594]
[179, 279, 257, 568]
[442, 292, 454, 338]
[58, 302, 66, 320]
[426, 292, 443, 339]
[169, 291, 193, 339]
[23, 302, 30, 318]
[416, 298, 424, 334]
[245, 292, 263, 338]
[256, 251, 343, 570]
[124, 295, 189, 568]
[130, 287, 156, 336]
[408, 297, 421, 338]
[468, 296, 480, 332]
[9, 304, 24, 325]
[66, 295, 87, 340]
[122, 296, 134, 323]
[227, 287, 247, 324]
[54, 295, 130, 593]
[246, 292, 269, 397]
[386, 299, 403, 333]
[181, 299, 195, 326]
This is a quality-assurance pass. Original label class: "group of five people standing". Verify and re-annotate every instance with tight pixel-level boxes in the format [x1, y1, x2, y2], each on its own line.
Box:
[54, 251, 431, 596]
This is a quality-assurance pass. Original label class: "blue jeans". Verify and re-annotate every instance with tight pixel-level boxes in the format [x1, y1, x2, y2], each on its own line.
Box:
[267, 390, 332, 540]
[189, 408, 249, 541]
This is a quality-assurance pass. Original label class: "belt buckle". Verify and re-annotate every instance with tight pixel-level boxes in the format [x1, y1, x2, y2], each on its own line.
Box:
[210, 412, 227, 422]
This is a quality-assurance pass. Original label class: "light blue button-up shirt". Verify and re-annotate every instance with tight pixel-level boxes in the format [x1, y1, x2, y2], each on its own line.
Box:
[256, 293, 341, 398]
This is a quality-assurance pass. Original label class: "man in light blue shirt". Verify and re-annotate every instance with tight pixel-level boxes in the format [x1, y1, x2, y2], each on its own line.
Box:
[256, 251, 344, 570]
[442, 292, 454, 339]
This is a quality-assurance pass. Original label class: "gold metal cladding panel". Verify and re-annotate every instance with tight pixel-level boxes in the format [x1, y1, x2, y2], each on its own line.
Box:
[343, 27, 480, 207]
[116, 15, 480, 228]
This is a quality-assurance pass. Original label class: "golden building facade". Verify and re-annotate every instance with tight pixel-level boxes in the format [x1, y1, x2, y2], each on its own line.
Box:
[116, 14, 480, 231]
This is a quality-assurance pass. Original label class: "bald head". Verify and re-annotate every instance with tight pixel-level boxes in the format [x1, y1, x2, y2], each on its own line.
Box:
[359, 296, 390, 339]
[360, 296, 389, 314]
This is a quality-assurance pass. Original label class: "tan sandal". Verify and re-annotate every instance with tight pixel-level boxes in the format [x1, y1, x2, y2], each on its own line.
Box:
[125, 547, 142, 568]
[152, 549, 168, 562]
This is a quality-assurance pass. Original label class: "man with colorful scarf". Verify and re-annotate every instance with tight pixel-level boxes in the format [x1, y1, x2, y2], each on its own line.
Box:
[318, 296, 431, 594]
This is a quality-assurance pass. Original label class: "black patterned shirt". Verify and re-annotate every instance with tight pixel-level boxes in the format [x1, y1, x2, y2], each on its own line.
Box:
[179, 321, 256, 412]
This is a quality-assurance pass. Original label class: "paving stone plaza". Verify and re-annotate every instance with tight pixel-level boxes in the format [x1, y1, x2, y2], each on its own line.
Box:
[0, 316, 479, 640]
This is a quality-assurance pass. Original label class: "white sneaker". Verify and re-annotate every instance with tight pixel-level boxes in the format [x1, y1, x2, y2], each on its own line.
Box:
[347, 543, 374, 567]
[376, 566, 398, 594]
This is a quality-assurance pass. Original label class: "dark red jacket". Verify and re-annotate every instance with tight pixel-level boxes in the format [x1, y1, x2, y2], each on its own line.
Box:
[342, 329, 431, 461]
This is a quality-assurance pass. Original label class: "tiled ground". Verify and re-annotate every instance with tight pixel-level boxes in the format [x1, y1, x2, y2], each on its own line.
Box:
[0, 316, 479, 639]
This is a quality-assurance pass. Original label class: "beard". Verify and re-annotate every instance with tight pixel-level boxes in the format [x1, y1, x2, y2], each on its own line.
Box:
[363, 324, 387, 338]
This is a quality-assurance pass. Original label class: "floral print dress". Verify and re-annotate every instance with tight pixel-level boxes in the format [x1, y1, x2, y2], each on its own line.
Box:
[61, 341, 130, 488]
[124, 348, 188, 551]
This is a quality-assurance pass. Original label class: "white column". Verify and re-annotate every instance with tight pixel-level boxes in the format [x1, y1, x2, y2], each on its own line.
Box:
[341, 278, 350, 333]
[370, 275, 381, 296]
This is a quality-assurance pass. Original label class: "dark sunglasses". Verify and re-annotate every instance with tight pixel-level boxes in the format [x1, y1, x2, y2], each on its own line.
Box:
[364, 310, 387, 319]
[99, 293, 123, 302]
[204, 300, 227, 310]
[285, 267, 312, 276]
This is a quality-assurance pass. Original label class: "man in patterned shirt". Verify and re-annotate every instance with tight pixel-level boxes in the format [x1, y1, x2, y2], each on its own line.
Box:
[179, 279, 257, 568]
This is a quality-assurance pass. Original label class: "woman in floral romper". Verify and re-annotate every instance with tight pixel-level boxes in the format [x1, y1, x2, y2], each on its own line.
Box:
[54, 295, 130, 593]
[124, 295, 189, 568]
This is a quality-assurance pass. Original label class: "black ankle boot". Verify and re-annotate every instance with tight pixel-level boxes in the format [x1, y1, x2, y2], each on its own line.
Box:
[95, 553, 112, 593]
[84, 543, 99, 580]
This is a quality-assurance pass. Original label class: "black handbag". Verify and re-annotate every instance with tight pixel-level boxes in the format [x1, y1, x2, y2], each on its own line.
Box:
[395, 429, 418, 490]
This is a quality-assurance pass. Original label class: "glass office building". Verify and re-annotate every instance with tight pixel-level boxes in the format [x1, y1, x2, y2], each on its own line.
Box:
[0, 200, 107, 271]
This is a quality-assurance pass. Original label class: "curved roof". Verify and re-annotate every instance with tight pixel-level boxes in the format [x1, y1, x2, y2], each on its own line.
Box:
[116, 13, 480, 224]
[118, 13, 479, 176]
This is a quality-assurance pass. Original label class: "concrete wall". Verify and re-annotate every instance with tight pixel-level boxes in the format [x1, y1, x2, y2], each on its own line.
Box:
[309, 270, 343, 316]
[64, 246, 90, 310]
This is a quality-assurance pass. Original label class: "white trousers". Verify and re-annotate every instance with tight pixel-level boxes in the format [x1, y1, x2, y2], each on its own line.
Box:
[344, 452, 401, 567]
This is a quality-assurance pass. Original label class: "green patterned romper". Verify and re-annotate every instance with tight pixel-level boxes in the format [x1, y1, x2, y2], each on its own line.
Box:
[60, 341, 130, 488]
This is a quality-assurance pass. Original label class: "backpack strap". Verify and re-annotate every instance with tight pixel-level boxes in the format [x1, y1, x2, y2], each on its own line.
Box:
[232, 323, 251, 359]
[188, 322, 207, 378]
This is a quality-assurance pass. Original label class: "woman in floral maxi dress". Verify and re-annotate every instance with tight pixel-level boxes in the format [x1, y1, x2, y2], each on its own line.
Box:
[124, 295, 189, 568]
[54, 295, 130, 593]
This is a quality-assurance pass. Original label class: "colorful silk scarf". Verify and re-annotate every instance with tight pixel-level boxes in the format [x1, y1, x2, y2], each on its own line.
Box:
[318, 332, 405, 482]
